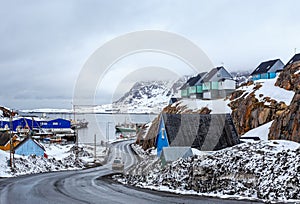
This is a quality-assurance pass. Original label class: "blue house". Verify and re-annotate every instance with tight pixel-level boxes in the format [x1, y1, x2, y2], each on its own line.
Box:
[14, 137, 45, 157]
[155, 115, 169, 156]
[251, 59, 284, 80]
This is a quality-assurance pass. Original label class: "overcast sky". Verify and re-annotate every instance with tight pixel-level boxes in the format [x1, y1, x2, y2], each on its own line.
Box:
[1, 0, 300, 110]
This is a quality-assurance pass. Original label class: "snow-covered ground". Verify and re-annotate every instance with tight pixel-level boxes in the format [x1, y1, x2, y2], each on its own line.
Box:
[116, 140, 300, 203]
[237, 77, 294, 105]
[0, 143, 107, 178]
[174, 98, 232, 113]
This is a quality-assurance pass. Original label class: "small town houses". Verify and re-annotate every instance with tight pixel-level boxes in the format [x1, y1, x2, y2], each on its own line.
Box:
[180, 66, 236, 99]
[250, 59, 284, 80]
[180, 53, 300, 100]
[250, 53, 300, 81]
[164, 53, 300, 164]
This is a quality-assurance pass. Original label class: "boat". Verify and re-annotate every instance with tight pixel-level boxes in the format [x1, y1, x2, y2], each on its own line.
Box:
[115, 126, 136, 133]
[71, 120, 88, 129]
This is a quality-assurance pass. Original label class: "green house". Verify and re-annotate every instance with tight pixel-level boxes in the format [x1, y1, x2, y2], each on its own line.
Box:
[202, 66, 235, 99]
[180, 72, 207, 98]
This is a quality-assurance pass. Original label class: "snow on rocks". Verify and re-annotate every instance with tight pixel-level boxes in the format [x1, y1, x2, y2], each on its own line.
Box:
[0, 144, 106, 178]
[12, 153, 85, 176]
[116, 141, 300, 203]
[236, 77, 294, 106]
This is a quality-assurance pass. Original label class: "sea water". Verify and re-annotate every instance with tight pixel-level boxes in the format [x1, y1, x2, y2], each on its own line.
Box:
[43, 113, 157, 144]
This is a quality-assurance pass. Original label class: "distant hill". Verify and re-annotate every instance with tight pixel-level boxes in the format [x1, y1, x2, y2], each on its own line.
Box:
[113, 77, 188, 113]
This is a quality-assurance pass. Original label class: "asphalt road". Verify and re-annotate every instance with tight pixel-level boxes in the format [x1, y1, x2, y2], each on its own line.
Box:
[0, 140, 260, 204]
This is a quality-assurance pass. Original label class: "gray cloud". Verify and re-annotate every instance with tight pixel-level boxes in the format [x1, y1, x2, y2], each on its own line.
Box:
[1, 0, 300, 109]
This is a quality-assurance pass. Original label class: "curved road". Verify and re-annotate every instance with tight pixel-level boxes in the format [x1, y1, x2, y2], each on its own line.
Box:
[0, 140, 259, 204]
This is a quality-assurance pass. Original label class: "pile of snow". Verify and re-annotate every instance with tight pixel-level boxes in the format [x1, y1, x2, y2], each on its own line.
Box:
[240, 121, 273, 141]
[0, 150, 11, 177]
[0, 143, 107, 178]
[127, 144, 159, 175]
[116, 140, 300, 203]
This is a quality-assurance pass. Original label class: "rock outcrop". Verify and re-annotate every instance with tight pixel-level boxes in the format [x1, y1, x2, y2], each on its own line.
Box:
[269, 62, 300, 142]
[275, 61, 300, 91]
[228, 84, 287, 136]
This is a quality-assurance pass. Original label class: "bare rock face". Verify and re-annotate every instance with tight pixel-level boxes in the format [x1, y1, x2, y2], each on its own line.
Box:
[229, 61, 300, 142]
[275, 61, 300, 91]
[269, 92, 300, 142]
[269, 61, 300, 142]
[228, 89, 286, 136]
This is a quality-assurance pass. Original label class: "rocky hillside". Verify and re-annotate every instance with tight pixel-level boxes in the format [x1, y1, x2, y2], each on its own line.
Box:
[228, 61, 300, 143]
[228, 79, 293, 136]
[113, 77, 187, 111]
[269, 61, 300, 142]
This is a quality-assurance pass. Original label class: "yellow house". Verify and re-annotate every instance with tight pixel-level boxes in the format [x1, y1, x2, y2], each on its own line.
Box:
[0, 132, 19, 151]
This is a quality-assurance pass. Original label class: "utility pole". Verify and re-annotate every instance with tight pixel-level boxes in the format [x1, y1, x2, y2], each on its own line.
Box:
[73, 104, 78, 163]
[9, 110, 14, 170]
[94, 134, 96, 162]
[106, 122, 108, 151]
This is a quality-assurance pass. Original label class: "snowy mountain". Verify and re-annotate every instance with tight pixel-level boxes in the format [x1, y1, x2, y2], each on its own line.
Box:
[113, 77, 187, 113]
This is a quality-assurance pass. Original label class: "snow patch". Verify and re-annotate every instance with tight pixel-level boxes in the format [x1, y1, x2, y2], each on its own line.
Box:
[241, 121, 273, 141]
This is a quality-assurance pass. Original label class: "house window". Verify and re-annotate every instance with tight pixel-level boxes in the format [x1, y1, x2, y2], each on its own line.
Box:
[161, 128, 165, 139]
[53, 122, 58, 125]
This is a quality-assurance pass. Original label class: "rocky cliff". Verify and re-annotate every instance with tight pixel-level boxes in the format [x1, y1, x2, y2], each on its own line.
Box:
[228, 61, 299, 143]
[228, 82, 288, 136]
[269, 62, 300, 142]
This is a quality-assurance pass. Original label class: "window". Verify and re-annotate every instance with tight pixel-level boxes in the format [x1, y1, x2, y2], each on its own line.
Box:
[161, 128, 165, 139]
[53, 122, 58, 125]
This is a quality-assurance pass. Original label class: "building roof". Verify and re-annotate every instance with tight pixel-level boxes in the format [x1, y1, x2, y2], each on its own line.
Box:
[14, 137, 45, 151]
[251, 59, 281, 75]
[160, 146, 193, 162]
[0, 132, 10, 146]
[202, 66, 232, 82]
[285, 53, 300, 66]
[169, 97, 178, 104]
[161, 113, 240, 151]
[180, 72, 207, 89]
